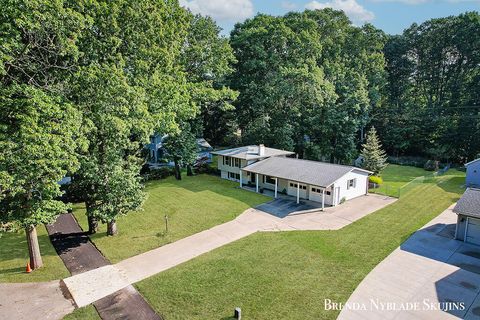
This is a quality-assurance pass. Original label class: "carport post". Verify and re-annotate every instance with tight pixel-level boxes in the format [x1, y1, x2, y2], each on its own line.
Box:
[322, 189, 325, 211]
[274, 178, 278, 198]
[239, 170, 242, 188]
[296, 184, 300, 204]
[256, 173, 259, 193]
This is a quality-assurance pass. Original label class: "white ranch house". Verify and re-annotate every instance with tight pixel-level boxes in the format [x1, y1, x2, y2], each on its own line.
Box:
[212, 145, 372, 209]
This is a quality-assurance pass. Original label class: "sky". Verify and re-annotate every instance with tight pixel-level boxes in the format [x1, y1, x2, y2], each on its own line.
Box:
[178, 0, 480, 35]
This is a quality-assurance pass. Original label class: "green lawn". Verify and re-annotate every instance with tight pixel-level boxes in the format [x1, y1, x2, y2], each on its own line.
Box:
[63, 305, 100, 320]
[135, 169, 465, 320]
[370, 164, 431, 197]
[74, 174, 270, 263]
[0, 225, 70, 283]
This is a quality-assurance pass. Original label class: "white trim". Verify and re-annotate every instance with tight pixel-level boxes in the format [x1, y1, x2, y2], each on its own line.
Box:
[322, 189, 325, 211]
[239, 171, 242, 188]
[297, 183, 300, 204]
[256, 173, 259, 193]
[465, 158, 480, 167]
[274, 178, 278, 199]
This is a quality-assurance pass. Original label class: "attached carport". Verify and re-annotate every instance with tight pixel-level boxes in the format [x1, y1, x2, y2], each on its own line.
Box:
[454, 188, 480, 245]
[240, 157, 370, 210]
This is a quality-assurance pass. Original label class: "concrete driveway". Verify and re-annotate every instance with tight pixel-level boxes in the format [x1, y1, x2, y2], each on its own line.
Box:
[256, 193, 397, 231]
[339, 205, 480, 320]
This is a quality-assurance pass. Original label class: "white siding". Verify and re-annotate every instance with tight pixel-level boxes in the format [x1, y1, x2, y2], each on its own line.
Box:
[466, 161, 480, 187]
[332, 170, 369, 205]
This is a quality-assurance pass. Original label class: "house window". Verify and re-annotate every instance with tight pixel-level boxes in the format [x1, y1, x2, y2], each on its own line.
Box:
[347, 179, 356, 190]
[224, 156, 232, 166]
[228, 172, 240, 180]
[234, 158, 240, 167]
[264, 175, 276, 185]
[290, 182, 306, 190]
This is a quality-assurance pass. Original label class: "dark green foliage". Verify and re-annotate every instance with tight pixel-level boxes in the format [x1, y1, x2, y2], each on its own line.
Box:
[230, 9, 386, 163]
[374, 12, 480, 162]
[360, 127, 388, 174]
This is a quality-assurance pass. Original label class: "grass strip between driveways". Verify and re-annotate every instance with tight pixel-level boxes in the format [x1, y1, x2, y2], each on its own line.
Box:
[135, 171, 465, 320]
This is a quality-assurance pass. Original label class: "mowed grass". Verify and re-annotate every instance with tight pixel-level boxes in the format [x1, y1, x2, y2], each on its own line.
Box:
[370, 164, 431, 197]
[63, 305, 100, 320]
[0, 225, 69, 283]
[135, 170, 465, 320]
[74, 174, 270, 263]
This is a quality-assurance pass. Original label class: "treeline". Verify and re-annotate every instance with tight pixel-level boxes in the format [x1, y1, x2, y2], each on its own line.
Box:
[375, 12, 480, 162]
[206, 9, 480, 164]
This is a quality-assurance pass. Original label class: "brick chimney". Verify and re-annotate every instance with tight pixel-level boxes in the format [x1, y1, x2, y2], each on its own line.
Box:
[259, 144, 265, 156]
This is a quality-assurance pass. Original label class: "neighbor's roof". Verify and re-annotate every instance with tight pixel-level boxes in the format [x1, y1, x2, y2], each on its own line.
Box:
[465, 158, 480, 167]
[196, 138, 212, 150]
[242, 157, 371, 188]
[211, 145, 294, 160]
[453, 188, 480, 218]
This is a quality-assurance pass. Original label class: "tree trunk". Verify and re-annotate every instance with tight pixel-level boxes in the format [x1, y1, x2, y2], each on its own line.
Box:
[107, 220, 117, 236]
[88, 215, 99, 234]
[26, 225, 43, 270]
[174, 160, 181, 180]
[187, 164, 193, 176]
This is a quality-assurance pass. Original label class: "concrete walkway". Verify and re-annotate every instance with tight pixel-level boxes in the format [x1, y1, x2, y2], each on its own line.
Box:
[63, 194, 395, 308]
[0, 280, 74, 320]
[338, 205, 480, 320]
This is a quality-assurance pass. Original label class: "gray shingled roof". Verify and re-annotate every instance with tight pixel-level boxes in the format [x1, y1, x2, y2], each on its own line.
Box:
[211, 145, 294, 160]
[242, 157, 371, 187]
[453, 188, 480, 218]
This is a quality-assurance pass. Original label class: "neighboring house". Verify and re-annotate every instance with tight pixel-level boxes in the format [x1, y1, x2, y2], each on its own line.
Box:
[465, 158, 480, 188]
[454, 188, 480, 245]
[212, 145, 372, 208]
[146, 133, 213, 167]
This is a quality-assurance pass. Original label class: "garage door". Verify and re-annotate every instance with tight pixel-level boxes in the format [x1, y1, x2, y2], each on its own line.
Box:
[309, 186, 324, 203]
[287, 182, 307, 199]
[466, 218, 480, 246]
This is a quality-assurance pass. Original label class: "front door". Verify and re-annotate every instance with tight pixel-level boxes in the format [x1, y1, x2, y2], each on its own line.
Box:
[335, 187, 341, 205]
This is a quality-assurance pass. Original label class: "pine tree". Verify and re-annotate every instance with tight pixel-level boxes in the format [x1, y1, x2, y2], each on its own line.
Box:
[361, 127, 388, 175]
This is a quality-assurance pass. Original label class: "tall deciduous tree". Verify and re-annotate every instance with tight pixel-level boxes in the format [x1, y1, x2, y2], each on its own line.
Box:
[0, 85, 81, 268]
[163, 124, 198, 180]
[0, 0, 86, 268]
[360, 127, 388, 175]
[70, 0, 197, 234]
[70, 63, 152, 236]
[181, 14, 238, 146]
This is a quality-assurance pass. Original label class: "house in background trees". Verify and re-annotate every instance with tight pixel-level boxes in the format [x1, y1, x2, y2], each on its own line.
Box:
[212, 145, 371, 208]
[466, 159, 480, 188]
[146, 133, 213, 168]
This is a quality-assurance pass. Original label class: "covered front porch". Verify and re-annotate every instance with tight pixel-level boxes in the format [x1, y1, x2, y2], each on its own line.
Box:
[239, 170, 331, 210]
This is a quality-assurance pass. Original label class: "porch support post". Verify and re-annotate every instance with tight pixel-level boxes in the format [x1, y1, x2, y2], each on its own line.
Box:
[296, 183, 300, 204]
[239, 170, 242, 188]
[256, 173, 259, 193]
[274, 178, 278, 198]
[322, 189, 325, 211]
[465, 217, 470, 242]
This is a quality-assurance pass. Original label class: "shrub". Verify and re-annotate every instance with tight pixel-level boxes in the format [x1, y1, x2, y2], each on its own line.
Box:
[369, 176, 383, 185]
[424, 160, 439, 171]
[144, 167, 175, 181]
[195, 163, 220, 175]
